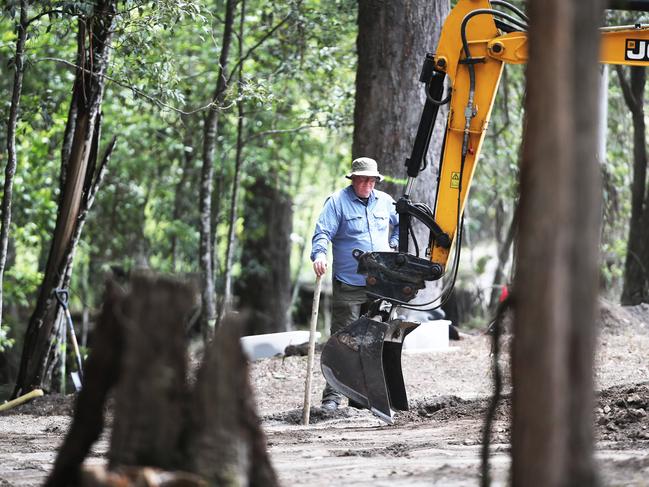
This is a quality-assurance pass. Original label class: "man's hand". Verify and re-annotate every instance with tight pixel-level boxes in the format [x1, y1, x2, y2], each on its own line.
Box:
[313, 254, 327, 276]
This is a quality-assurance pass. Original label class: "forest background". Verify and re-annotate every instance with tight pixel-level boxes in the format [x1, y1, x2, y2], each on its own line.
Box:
[0, 0, 646, 398]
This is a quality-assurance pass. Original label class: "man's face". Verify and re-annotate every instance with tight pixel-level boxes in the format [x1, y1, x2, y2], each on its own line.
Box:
[351, 175, 377, 198]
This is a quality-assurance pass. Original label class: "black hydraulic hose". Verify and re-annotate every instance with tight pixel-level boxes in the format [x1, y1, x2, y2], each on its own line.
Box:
[461, 9, 528, 52]
[425, 81, 452, 105]
[408, 223, 420, 257]
[489, 0, 529, 23]
[384, 213, 464, 310]
[494, 20, 523, 34]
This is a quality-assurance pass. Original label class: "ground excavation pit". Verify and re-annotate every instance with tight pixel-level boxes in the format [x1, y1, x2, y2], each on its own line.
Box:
[1, 301, 649, 486]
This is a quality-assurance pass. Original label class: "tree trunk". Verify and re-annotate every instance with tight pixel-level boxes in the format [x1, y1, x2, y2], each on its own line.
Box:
[237, 178, 293, 334]
[221, 0, 247, 323]
[0, 0, 28, 328]
[12, 1, 117, 398]
[172, 114, 198, 272]
[45, 282, 126, 487]
[353, 0, 450, 255]
[617, 66, 649, 305]
[199, 0, 237, 341]
[512, 1, 602, 486]
[567, 2, 604, 484]
[488, 206, 517, 311]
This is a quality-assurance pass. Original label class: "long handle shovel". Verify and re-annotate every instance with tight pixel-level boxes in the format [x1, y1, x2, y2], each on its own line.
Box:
[54, 289, 84, 391]
[302, 274, 323, 426]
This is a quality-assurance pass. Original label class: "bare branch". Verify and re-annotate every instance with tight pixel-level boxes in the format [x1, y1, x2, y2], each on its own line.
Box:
[36, 57, 235, 115]
[226, 13, 293, 86]
[26, 9, 66, 26]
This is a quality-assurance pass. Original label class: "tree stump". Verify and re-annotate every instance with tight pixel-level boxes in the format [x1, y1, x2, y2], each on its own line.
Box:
[45, 282, 125, 487]
[187, 314, 278, 486]
[108, 275, 194, 469]
[45, 274, 278, 486]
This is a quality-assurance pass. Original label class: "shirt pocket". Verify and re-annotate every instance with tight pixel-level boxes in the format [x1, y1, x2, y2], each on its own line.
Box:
[345, 214, 366, 234]
[373, 211, 389, 231]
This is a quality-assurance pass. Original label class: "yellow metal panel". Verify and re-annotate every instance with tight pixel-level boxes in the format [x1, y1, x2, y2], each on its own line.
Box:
[434, 0, 499, 81]
[600, 27, 649, 65]
[487, 27, 649, 67]
[430, 57, 504, 267]
[487, 32, 528, 64]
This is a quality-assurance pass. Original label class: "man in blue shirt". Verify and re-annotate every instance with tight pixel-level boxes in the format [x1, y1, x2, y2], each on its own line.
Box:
[311, 157, 399, 411]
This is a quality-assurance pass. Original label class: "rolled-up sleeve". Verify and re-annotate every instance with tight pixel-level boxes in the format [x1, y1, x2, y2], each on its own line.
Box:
[311, 196, 340, 261]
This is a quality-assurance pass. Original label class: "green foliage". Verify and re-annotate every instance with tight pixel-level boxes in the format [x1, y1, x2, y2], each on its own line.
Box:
[0, 324, 13, 352]
[0, 0, 359, 325]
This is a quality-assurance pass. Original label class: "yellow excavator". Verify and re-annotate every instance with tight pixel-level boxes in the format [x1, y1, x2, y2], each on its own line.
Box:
[320, 0, 649, 424]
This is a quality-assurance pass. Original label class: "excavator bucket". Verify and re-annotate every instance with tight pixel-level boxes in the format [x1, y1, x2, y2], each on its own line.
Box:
[320, 316, 419, 424]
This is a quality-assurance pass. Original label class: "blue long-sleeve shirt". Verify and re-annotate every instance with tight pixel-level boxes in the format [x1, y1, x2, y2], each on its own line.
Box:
[311, 185, 399, 286]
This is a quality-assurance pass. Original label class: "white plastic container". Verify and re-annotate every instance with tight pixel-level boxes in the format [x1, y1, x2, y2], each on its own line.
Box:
[240, 330, 319, 360]
[402, 319, 450, 353]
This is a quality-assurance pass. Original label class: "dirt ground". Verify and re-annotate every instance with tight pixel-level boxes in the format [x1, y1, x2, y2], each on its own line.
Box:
[2, 300, 649, 486]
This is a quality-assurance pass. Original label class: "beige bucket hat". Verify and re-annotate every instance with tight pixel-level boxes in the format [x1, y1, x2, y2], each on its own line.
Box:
[345, 157, 384, 181]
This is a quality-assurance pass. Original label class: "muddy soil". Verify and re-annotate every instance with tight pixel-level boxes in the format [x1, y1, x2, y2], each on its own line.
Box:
[1, 301, 649, 486]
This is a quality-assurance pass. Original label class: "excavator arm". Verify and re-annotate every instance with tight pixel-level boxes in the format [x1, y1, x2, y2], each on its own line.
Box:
[322, 0, 649, 424]
[360, 1, 649, 304]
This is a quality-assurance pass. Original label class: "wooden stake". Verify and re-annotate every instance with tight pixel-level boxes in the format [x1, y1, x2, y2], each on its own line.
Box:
[302, 275, 322, 426]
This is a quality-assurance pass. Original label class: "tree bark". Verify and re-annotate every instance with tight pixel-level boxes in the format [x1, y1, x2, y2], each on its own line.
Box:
[221, 0, 247, 323]
[187, 314, 278, 486]
[488, 205, 517, 311]
[108, 276, 194, 470]
[567, 3, 604, 484]
[12, 0, 117, 398]
[616, 66, 649, 305]
[512, 0, 572, 479]
[237, 178, 293, 334]
[199, 0, 237, 341]
[1, 0, 28, 328]
[353, 0, 450, 255]
[512, 1, 603, 486]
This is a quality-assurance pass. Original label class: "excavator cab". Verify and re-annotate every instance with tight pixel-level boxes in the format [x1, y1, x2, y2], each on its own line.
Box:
[321, 0, 649, 424]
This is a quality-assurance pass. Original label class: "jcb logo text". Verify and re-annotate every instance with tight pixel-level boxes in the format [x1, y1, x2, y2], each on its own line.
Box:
[626, 39, 649, 61]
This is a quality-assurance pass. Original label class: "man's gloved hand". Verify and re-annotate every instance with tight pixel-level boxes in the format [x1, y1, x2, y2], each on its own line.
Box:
[313, 254, 327, 276]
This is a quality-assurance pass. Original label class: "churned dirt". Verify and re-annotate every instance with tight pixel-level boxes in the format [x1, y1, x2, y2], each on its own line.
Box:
[2, 300, 649, 486]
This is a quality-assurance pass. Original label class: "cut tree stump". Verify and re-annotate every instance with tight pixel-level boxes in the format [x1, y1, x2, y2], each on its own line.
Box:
[45, 274, 278, 486]
[187, 313, 278, 486]
[108, 274, 194, 469]
[45, 282, 126, 487]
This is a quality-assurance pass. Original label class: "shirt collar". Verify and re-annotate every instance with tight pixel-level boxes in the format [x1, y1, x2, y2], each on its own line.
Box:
[347, 185, 376, 204]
